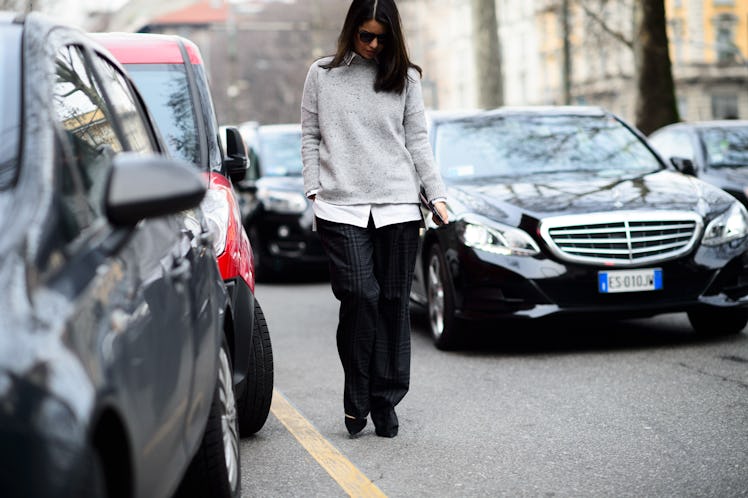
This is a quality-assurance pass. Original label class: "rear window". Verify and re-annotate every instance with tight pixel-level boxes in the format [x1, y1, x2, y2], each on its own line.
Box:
[702, 126, 748, 168]
[0, 24, 22, 190]
[123, 63, 200, 166]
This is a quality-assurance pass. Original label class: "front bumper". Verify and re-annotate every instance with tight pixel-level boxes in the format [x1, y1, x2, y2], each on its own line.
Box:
[450, 244, 748, 321]
[248, 212, 327, 267]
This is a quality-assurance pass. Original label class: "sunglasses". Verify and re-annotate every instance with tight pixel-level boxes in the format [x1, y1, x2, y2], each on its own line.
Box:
[358, 30, 387, 44]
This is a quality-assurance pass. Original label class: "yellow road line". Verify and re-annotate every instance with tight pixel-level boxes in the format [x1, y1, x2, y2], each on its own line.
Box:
[270, 388, 387, 498]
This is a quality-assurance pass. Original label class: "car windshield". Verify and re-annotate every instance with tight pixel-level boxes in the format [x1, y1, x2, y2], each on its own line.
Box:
[0, 25, 22, 191]
[124, 63, 200, 166]
[259, 130, 302, 176]
[434, 114, 662, 180]
[702, 126, 748, 168]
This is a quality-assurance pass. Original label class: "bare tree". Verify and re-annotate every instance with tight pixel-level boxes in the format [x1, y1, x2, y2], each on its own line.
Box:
[633, 0, 679, 134]
[471, 0, 503, 108]
[579, 0, 679, 133]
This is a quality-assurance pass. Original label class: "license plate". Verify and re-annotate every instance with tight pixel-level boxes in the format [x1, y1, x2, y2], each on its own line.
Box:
[598, 268, 663, 293]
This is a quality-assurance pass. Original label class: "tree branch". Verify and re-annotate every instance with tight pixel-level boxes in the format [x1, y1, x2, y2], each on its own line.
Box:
[578, 0, 634, 50]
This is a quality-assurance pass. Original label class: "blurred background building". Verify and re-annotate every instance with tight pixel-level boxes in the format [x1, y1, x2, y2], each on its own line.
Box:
[405, 0, 748, 123]
[11, 0, 748, 127]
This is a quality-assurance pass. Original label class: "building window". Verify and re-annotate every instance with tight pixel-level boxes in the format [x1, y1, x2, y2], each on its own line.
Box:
[711, 94, 739, 119]
[714, 13, 739, 63]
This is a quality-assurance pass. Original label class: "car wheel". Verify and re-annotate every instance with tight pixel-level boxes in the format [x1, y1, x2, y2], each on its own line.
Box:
[426, 245, 460, 350]
[688, 308, 748, 336]
[175, 337, 240, 498]
[237, 299, 274, 436]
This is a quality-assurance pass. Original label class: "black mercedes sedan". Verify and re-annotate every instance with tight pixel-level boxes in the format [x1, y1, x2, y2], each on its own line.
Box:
[411, 107, 748, 349]
[649, 120, 748, 207]
[0, 12, 239, 498]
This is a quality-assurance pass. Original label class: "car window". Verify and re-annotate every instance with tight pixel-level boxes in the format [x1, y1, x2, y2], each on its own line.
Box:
[434, 115, 662, 180]
[0, 24, 22, 190]
[701, 126, 748, 168]
[124, 63, 200, 166]
[90, 55, 155, 154]
[649, 129, 694, 162]
[259, 131, 302, 176]
[52, 45, 123, 223]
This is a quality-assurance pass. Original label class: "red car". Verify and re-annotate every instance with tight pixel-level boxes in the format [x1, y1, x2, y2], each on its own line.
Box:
[95, 32, 273, 436]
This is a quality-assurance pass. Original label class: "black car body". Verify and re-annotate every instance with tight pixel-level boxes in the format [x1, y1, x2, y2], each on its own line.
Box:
[95, 32, 274, 436]
[0, 12, 240, 498]
[649, 120, 748, 206]
[411, 107, 748, 349]
[239, 123, 327, 279]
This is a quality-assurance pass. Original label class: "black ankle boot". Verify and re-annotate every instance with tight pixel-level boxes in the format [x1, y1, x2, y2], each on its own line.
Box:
[371, 408, 398, 438]
[345, 415, 367, 436]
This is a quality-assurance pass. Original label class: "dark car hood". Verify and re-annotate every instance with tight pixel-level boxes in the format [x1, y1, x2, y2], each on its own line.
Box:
[448, 169, 735, 225]
[256, 175, 303, 191]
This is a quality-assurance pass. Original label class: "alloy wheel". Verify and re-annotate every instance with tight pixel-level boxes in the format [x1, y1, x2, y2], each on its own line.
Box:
[217, 347, 240, 492]
[427, 252, 445, 341]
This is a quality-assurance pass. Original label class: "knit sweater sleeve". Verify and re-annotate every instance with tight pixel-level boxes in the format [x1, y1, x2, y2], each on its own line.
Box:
[403, 68, 447, 202]
[301, 61, 321, 196]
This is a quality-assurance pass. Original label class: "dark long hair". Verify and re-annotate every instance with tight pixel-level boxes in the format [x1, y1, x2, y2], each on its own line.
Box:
[322, 0, 422, 94]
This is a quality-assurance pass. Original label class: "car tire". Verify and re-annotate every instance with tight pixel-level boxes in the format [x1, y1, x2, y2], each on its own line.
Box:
[175, 337, 240, 498]
[237, 299, 274, 436]
[688, 308, 748, 336]
[426, 244, 461, 350]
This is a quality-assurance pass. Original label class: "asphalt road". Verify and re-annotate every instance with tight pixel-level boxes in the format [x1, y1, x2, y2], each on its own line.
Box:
[240, 279, 748, 498]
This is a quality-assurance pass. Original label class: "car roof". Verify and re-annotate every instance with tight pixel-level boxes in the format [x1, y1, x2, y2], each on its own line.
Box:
[689, 120, 748, 129]
[428, 105, 610, 126]
[485, 105, 608, 117]
[258, 123, 301, 135]
[92, 32, 203, 65]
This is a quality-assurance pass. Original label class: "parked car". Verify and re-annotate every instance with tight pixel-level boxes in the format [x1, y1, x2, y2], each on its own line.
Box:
[412, 106, 748, 349]
[649, 120, 748, 206]
[0, 12, 239, 497]
[238, 123, 327, 280]
[95, 32, 274, 435]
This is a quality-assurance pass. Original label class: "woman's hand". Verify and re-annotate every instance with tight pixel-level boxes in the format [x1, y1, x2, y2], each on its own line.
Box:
[433, 201, 448, 225]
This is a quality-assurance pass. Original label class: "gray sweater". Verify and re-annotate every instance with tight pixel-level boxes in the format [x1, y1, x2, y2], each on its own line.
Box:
[301, 53, 446, 205]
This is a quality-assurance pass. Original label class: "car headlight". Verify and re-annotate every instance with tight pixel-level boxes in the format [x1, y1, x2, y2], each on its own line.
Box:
[457, 215, 540, 256]
[258, 188, 307, 214]
[702, 202, 748, 246]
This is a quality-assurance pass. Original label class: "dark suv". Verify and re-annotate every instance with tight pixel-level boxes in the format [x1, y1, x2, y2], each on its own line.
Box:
[0, 12, 239, 498]
[95, 32, 273, 436]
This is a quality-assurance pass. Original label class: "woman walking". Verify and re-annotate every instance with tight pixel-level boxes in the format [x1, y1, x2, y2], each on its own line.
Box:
[301, 0, 448, 438]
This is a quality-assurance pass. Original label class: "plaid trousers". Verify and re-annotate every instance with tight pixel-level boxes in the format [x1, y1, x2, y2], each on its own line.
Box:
[316, 216, 421, 419]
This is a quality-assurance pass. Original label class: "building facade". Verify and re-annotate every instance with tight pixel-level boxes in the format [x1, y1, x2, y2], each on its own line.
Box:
[406, 0, 748, 125]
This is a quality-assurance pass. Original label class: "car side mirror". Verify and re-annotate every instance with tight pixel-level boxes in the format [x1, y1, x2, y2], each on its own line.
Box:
[670, 156, 696, 176]
[223, 126, 248, 182]
[106, 153, 207, 226]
